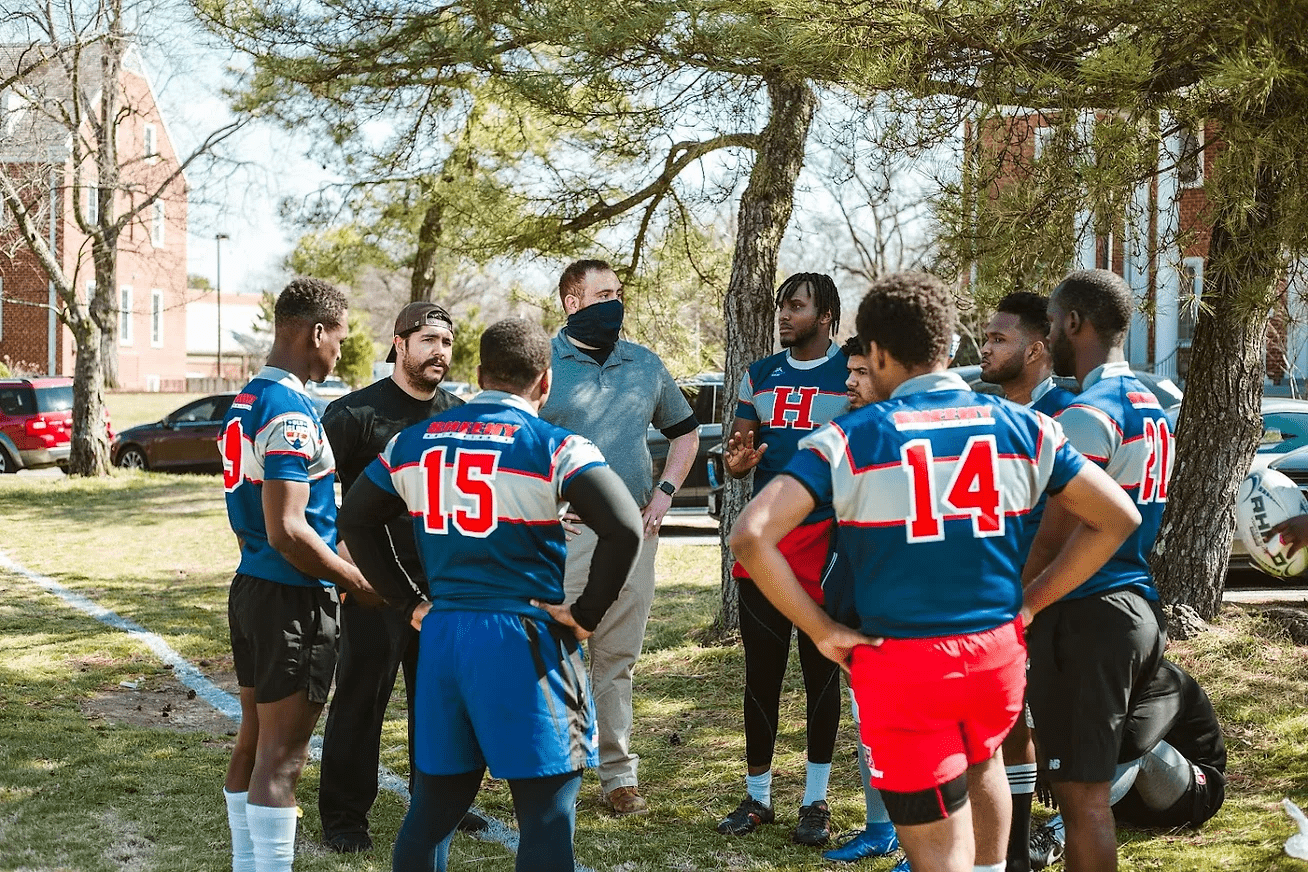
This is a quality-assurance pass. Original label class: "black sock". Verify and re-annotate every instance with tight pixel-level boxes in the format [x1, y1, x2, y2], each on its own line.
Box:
[1007, 791, 1033, 872]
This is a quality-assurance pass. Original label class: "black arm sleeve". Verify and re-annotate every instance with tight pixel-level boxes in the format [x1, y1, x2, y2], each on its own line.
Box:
[658, 413, 699, 441]
[562, 466, 644, 631]
[337, 475, 424, 616]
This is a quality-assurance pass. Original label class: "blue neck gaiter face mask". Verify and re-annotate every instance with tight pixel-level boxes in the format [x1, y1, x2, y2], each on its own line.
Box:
[565, 299, 624, 349]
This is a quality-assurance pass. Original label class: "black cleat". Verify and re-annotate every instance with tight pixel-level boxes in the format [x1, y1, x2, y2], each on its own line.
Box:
[793, 800, 832, 846]
[717, 796, 775, 836]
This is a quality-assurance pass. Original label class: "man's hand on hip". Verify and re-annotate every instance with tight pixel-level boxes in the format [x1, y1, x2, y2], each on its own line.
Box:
[642, 489, 673, 538]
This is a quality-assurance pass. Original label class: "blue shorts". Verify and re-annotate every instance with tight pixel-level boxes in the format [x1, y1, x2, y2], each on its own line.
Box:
[413, 609, 598, 780]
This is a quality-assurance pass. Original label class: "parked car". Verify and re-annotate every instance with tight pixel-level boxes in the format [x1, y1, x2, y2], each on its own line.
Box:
[0, 377, 79, 473]
[647, 373, 724, 509]
[112, 392, 332, 473]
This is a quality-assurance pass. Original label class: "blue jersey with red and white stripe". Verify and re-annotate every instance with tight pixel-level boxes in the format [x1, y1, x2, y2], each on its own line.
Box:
[1054, 362, 1171, 602]
[219, 367, 338, 588]
[786, 371, 1086, 639]
[362, 391, 606, 619]
[736, 343, 849, 523]
[1018, 378, 1080, 563]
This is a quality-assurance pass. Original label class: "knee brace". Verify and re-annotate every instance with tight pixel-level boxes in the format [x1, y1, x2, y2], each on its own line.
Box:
[881, 773, 969, 826]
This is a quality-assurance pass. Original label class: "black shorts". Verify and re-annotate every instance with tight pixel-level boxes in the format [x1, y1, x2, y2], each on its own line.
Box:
[1026, 588, 1166, 782]
[228, 573, 340, 704]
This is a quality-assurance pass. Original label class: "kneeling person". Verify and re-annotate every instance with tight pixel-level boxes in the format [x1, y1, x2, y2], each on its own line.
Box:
[338, 318, 643, 872]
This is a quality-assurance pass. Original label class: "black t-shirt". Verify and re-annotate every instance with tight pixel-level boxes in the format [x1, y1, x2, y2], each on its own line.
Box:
[322, 378, 464, 588]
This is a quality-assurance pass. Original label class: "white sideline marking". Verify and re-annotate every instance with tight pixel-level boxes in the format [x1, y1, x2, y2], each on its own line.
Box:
[0, 549, 585, 868]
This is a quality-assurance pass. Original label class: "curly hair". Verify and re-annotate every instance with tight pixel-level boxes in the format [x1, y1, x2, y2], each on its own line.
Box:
[776, 272, 841, 335]
[1051, 269, 1134, 344]
[855, 272, 956, 368]
[274, 277, 348, 329]
[840, 335, 866, 358]
[480, 318, 551, 391]
[558, 259, 614, 307]
[995, 291, 1052, 339]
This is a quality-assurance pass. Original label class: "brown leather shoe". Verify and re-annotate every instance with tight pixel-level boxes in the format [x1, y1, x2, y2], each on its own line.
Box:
[603, 785, 650, 816]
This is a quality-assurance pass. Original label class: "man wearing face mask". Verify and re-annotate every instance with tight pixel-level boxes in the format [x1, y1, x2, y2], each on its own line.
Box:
[318, 302, 484, 853]
[540, 259, 700, 816]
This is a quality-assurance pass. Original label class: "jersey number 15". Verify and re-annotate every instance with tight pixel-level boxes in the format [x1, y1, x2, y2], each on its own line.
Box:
[420, 446, 500, 538]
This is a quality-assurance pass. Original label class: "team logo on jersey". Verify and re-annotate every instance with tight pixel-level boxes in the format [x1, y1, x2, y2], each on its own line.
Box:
[767, 386, 820, 429]
[282, 416, 313, 450]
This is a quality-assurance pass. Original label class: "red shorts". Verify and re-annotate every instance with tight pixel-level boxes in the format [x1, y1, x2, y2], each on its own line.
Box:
[732, 519, 832, 604]
[850, 618, 1026, 792]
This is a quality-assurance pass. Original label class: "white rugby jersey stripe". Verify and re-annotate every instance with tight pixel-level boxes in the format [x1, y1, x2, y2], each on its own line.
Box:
[389, 460, 561, 526]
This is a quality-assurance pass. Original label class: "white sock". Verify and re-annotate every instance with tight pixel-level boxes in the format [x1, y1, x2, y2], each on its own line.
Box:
[1005, 762, 1037, 795]
[745, 770, 772, 808]
[974, 863, 1005, 872]
[223, 789, 255, 872]
[246, 803, 298, 872]
[803, 761, 832, 806]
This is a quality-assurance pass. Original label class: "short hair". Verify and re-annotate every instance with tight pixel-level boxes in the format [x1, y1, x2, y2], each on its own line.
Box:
[1051, 269, 1133, 344]
[479, 318, 551, 391]
[855, 271, 956, 368]
[274, 277, 348, 329]
[995, 291, 1052, 339]
[840, 336, 865, 358]
[776, 272, 841, 334]
[558, 259, 614, 307]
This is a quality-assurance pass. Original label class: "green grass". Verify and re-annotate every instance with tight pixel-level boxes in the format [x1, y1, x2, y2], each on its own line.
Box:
[0, 472, 1306, 870]
[105, 392, 207, 430]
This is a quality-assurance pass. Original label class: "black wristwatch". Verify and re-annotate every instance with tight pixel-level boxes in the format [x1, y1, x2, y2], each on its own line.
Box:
[656, 479, 677, 497]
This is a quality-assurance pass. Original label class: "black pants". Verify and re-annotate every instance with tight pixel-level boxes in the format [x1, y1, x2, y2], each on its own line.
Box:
[318, 599, 419, 838]
[738, 577, 841, 769]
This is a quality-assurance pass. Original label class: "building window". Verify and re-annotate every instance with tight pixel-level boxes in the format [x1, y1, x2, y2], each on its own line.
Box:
[1178, 257, 1204, 345]
[150, 289, 163, 347]
[151, 201, 165, 247]
[86, 186, 98, 224]
[119, 285, 133, 346]
[143, 123, 157, 159]
[1033, 124, 1055, 160]
[1178, 125, 1204, 188]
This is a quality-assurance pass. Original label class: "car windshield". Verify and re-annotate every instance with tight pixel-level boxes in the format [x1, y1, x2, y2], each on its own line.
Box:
[34, 385, 73, 413]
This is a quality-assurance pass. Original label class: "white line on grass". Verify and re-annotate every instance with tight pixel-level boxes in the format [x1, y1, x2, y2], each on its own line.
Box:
[0, 549, 573, 868]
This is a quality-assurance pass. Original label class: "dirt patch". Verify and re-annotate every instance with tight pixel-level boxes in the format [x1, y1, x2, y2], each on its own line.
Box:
[82, 666, 240, 735]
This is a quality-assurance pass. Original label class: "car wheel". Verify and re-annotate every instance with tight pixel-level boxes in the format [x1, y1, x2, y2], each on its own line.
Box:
[0, 447, 14, 474]
[117, 446, 149, 471]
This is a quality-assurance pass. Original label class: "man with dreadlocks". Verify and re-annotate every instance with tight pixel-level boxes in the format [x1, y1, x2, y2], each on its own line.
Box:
[718, 272, 849, 847]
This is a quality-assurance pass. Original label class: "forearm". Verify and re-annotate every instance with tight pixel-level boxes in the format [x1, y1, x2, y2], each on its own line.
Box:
[659, 431, 699, 490]
[271, 521, 369, 592]
[1024, 521, 1135, 617]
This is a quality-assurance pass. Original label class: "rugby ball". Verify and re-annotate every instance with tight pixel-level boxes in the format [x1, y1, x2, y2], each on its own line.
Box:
[1236, 468, 1308, 578]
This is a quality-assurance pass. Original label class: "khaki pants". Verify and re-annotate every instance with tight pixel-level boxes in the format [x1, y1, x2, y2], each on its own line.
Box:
[563, 525, 658, 793]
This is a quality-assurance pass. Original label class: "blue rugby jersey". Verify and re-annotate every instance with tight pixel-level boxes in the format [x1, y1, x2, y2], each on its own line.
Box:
[786, 371, 1085, 639]
[219, 367, 338, 588]
[735, 342, 849, 523]
[1053, 361, 1172, 602]
[1018, 377, 1080, 562]
[362, 391, 606, 618]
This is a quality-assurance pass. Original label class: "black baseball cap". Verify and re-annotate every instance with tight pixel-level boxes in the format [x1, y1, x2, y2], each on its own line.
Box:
[387, 302, 454, 362]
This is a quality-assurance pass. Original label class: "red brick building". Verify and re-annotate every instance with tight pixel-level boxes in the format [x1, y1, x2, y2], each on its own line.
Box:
[966, 111, 1295, 388]
[0, 43, 189, 390]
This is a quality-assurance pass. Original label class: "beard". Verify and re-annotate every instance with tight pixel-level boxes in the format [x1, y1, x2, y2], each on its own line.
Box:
[402, 353, 447, 393]
[980, 353, 1025, 385]
[780, 320, 820, 349]
[1050, 333, 1076, 377]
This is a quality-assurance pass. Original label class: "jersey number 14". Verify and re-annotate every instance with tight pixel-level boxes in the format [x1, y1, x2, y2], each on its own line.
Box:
[902, 435, 1003, 542]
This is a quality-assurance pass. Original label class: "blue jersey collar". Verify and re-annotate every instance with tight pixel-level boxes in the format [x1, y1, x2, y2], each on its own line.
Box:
[1027, 376, 1056, 407]
[471, 389, 540, 418]
[1080, 360, 1132, 391]
[890, 370, 970, 399]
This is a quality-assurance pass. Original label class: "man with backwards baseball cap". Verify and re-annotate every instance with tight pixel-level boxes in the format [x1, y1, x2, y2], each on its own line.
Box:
[318, 300, 487, 852]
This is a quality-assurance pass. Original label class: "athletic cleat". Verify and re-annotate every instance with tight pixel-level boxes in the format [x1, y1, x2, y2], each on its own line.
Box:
[1029, 820, 1066, 869]
[792, 800, 832, 845]
[458, 810, 489, 833]
[822, 822, 900, 861]
[323, 831, 372, 853]
[716, 796, 775, 835]
[889, 854, 912, 872]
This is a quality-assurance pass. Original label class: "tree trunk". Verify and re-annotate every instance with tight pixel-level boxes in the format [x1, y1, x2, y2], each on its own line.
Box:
[712, 77, 817, 639]
[410, 194, 443, 303]
[1153, 163, 1281, 623]
[68, 317, 112, 476]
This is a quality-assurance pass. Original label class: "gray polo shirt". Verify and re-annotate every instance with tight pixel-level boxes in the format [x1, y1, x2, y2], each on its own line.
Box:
[541, 330, 694, 506]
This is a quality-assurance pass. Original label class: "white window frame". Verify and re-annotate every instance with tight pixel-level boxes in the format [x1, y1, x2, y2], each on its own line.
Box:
[151, 200, 165, 247]
[86, 185, 98, 225]
[119, 285, 133, 346]
[1178, 125, 1204, 189]
[150, 289, 163, 347]
[1033, 124, 1055, 160]
[1178, 257, 1204, 345]
[143, 123, 157, 160]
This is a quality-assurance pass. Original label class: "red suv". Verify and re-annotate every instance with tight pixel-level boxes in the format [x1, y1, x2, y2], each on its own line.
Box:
[0, 377, 77, 473]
